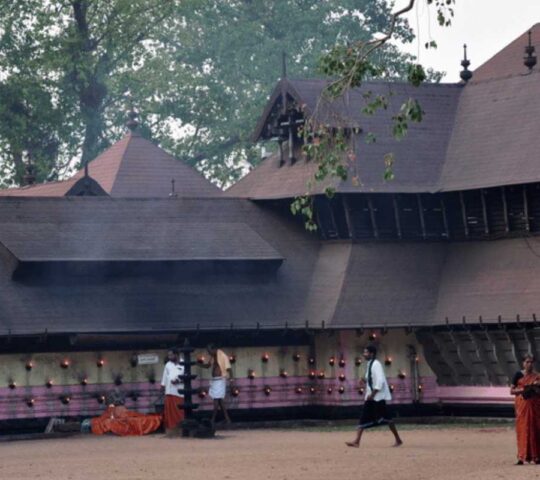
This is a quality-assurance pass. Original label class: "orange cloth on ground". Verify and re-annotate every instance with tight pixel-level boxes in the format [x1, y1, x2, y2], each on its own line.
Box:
[163, 395, 185, 430]
[91, 405, 162, 436]
[515, 373, 540, 462]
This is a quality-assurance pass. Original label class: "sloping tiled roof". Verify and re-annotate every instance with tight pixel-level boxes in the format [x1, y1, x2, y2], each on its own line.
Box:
[0, 132, 221, 198]
[439, 70, 540, 191]
[0, 197, 318, 335]
[1, 222, 281, 262]
[229, 78, 461, 198]
[0, 197, 538, 334]
[472, 23, 540, 83]
[228, 25, 540, 199]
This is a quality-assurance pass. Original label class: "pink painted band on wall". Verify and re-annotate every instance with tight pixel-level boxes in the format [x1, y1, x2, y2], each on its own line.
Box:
[0, 376, 513, 421]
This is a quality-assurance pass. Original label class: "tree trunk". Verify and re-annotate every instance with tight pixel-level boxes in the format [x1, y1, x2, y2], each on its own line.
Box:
[72, 0, 108, 166]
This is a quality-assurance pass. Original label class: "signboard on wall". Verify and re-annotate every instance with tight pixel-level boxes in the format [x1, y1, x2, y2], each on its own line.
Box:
[137, 353, 159, 365]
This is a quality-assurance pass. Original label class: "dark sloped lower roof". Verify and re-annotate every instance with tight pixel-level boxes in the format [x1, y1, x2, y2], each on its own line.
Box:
[0, 222, 281, 262]
[311, 239, 540, 329]
[329, 243, 446, 328]
[0, 197, 538, 336]
[0, 197, 319, 335]
[433, 238, 540, 322]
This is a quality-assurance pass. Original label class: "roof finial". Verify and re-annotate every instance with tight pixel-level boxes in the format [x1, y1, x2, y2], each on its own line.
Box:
[23, 152, 36, 186]
[524, 30, 537, 71]
[460, 44, 473, 83]
[282, 51, 287, 79]
[126, 107, 140, 134]
[169, 178, 178, 198]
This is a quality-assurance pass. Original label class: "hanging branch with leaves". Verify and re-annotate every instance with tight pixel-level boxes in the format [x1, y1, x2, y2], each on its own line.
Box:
[291, 0, 456, 231]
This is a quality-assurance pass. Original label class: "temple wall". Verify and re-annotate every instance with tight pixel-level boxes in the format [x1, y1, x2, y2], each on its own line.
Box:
[0, 328, 515, 422]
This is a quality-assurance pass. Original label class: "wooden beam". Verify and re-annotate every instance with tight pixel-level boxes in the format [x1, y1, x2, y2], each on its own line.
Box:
[440, 196, 450, 239]
[392, 194, 402, 239]
[367, 195, 379, 239]
[327, 197, 339, 239]
[480, 190, 489, 235]
[501, 187, 510, 232]
[416, 194, 427, 239]
[459, 191, 469, 237]
[523, 184, 530, 232]
[313, 198, 327, 240]
[341, 195, 354, 239]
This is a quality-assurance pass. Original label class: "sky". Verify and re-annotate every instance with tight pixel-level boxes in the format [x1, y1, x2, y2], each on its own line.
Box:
[396, 0, 540, 82]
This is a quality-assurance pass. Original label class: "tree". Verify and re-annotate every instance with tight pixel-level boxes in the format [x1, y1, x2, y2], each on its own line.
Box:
[0, 0, 416, 187]
[291, 0, 455, 230]
[0, 0, 183, 185]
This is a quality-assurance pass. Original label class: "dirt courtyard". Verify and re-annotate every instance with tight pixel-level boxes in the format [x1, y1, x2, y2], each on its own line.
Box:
[0, 426, 537, 480]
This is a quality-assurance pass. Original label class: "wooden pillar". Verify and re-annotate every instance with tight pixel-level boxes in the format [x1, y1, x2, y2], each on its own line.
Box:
[440, 196, 450, 239]
[480, 190, 489, 235]
[416, 194, 427, 239]
[501, 187, 510, 232]
[459, 191, 469, 237]
[392, 194, 402, 239]
[314, 199, 327, 240]
[367, 195, 379, 239]
[523, 184, 530, 232]
[341, 195, 354, 239]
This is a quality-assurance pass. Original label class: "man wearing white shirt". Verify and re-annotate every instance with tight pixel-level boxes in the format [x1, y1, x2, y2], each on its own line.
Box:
[160, 349, 185, 433]
[346, 345, 403, 448]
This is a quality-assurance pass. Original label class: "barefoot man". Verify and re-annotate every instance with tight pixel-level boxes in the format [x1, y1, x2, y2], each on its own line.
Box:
[346, 345, 403, 448]
[203, 344, 233, 425]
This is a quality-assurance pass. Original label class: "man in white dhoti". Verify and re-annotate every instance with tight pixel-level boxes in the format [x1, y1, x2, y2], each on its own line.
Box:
[203, 344, 232, 425]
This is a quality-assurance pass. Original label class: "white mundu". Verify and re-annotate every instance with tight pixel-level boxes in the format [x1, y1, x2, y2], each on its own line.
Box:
[364, 358, 392, 401]
[161, 361, 184, 397]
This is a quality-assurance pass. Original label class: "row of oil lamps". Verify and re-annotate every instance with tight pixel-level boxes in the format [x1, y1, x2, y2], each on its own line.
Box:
[22, 359, 106, 370]
[19, 352, 410, 371]
[18, 383, 424, 408]
[6, 359, 410, 389]
[5, 367, 407, 391]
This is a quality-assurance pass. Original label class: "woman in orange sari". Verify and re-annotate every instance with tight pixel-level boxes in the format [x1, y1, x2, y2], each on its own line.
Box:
[511, 354, 540, 465]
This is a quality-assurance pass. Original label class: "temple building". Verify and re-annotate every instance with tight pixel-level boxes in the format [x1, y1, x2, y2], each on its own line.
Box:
[1, 26, 540, 427]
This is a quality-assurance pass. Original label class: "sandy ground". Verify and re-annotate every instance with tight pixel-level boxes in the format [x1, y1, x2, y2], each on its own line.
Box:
[0, 426, 538, 480]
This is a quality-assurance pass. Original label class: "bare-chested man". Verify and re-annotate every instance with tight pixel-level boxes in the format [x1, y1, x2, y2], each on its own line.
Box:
[202, 344, 232, 425]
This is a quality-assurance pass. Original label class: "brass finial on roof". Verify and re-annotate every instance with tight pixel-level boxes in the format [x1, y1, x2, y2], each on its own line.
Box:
[126, 108, 140, 133]
[460, 44, 473, 83]
[23, 152, 36, 186]
[524, 30, 537, 71]
[169, 178, 178, 198]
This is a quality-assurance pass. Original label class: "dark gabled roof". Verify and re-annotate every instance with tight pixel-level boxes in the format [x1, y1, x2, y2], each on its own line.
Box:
[0, 222, 281, 262]
[229, 26, 540, 199]
[65, 175, 109, 196]
[228, 78, 462, 198]
[0, 131, 221, 198]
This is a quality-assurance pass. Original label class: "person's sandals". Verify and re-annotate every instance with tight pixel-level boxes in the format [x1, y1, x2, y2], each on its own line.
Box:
[515, 460, 524, 466]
